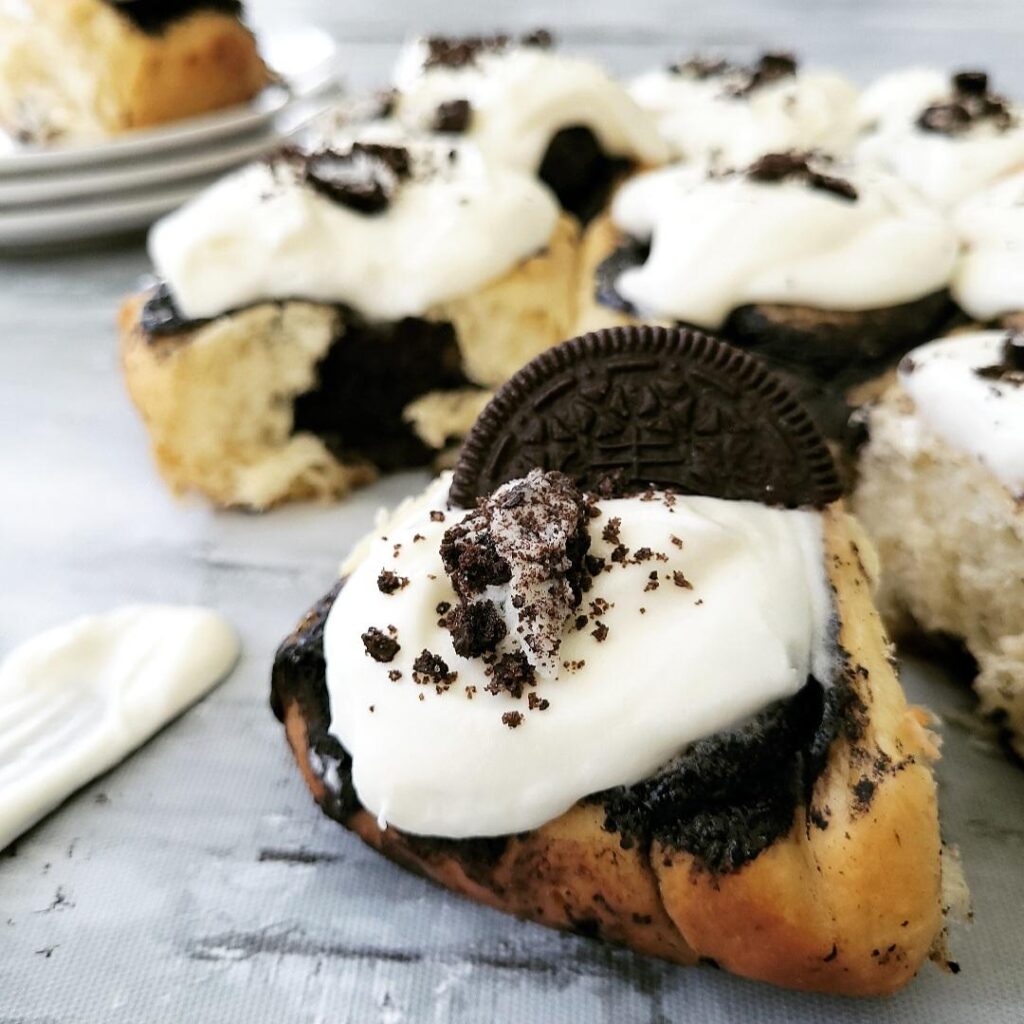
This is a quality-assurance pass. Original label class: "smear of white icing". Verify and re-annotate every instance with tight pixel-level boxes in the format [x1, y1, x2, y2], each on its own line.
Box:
[0, 605, 239, 851]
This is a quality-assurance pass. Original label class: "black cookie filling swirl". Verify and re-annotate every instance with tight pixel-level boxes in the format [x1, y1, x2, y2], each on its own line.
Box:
[139, 284, 471, 471]
[270, 581, 859, 875]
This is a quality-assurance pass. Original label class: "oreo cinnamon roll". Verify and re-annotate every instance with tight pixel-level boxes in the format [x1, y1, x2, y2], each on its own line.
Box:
[0, 0, 268, 143]
[272, 328, 961, 995]
[629, 52, 859, 167]
[120, 127, 579, 509]
[856, 69, 1024, 209]
[387, 32, 668, 222]
[576, 153, 958, 444]
[854, 330, 1024, 761]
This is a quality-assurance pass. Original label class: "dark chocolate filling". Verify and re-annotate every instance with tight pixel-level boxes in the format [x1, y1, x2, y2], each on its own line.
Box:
[538, 125, 631, 224]
[292, 314, 468, 471]
[138, 285, 472, 472]
[102, 0, 243, 34]
[271, 579, 856, 875]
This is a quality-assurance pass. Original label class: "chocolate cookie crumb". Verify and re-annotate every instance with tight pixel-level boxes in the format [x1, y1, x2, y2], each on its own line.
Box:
[446, 600, 508, 658]
[502, 710, 525, 729]
[486, 651, 536, 699]
[634, 547, 653, 562]
[673, 571, 693, 589]
[302, 143, 413, 215]
[975, 331, 1024, 382]
[388, 670, 402, 681]
[436, 601, 452, 615]
[644, 572, 660, 593]
[591, 621, 609, 642]
[432, 98, 472, 133]
[610, 544, 629, 563]
[918, 70, 1015, 135]
[602, 517, 622, 544]
[528, 692, 551, 711]
[670, 535, 683, 548]
[430, 510, 446, 522]
[746, 152, 858, 202]
[377, 569, 409, 594]
[412, 649, 456, 688]
[362, 627, 401, 662]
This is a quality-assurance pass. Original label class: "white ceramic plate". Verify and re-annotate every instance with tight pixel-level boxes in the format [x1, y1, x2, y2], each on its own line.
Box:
[0, 132, 279, 207]
[0, 180, 211, 248]
[0, 24, 337, 177]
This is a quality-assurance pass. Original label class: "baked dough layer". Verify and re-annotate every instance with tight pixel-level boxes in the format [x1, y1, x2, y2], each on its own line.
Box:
[854, 387, 1024, 759]
[272, 506, 949, 996]
[0, 0, 268, 141]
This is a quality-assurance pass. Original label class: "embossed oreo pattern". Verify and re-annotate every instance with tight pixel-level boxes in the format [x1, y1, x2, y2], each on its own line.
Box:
[450, 326, 842, 509]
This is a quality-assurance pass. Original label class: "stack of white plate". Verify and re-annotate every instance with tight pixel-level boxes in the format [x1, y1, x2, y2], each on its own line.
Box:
[0, 25, 338, 249]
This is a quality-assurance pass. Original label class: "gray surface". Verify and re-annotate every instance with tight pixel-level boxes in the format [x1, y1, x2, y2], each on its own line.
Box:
[1, 3, 1023, 1021]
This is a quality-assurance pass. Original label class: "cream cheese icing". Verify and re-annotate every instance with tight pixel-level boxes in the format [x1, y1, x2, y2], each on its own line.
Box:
[856, 68, 1024, 208]
[0, 605, 239, 851]
[390, 37, 668, 175]
[951, 170, 1024, 320]
[609, 160, 956, 328]
[322, 473, 834, 839]
[898, 331, 1024, 494]
[629, 61, 859, 167]
[149, 129, 560, 322]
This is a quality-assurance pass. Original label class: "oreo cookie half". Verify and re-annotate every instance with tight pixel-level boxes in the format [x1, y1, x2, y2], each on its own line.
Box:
[450, 326, 842, 509]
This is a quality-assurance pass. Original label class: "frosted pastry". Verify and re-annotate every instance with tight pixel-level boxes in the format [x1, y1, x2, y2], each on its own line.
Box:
[121, 128, 579, 509]
[0, 0, 268, 143]
[389, 32, 668, 220]
[272, 327, 959, 995]
[854, 330, 1024, 759]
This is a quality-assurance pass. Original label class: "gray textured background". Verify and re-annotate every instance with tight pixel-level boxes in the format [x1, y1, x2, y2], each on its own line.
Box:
[2, 2, 1024, 1021]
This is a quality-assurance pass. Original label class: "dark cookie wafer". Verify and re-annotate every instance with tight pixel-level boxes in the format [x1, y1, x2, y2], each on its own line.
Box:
[450, 326, 842, 509]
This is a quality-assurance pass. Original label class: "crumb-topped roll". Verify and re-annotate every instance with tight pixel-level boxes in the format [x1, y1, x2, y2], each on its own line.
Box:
[854, 330, 1024, 760]
[576, 152, 957, 442]
[121, 127, 579, 509]
[272, 327, 959, 995]
[629, 52, 859, 167]
[857, 69, 1024, 208]
[387, 32, 668, 221]
[0, 0, 268, 143]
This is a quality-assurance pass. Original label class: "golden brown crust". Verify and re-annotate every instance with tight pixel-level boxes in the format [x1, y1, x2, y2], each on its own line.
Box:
[651, 507, 943, 995]
[0, 1, 268, 141]
[277, 507, 945, 995]
[119, 294, 374, 509]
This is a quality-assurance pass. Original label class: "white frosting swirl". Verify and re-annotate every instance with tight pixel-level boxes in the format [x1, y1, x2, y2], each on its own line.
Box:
[149, 130, 560, 322]
[390, 39, 668, 174]
[629, 64, 859, 166]
[856, 69, 1024, 208]
[323, 474, 834, 839]
[610, 162, 956, 328]
[951, 170, 1024, 320]
[899, 331, 1024, 494]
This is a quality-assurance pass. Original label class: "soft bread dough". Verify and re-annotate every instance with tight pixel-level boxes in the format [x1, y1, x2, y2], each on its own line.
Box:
[0, 1, 268, 141]
[275, 506, 948, 996]
[854, 385, 1024, 759]
[119, 214, 578, 509]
